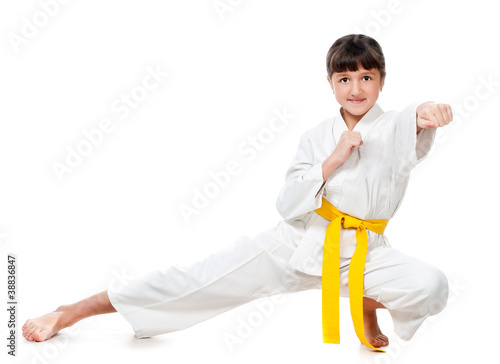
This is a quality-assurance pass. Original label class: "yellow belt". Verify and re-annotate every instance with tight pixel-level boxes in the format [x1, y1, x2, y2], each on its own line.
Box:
[315, 197, 389, 352]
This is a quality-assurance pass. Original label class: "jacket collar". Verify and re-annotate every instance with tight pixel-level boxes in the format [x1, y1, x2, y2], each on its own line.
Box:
[333, 103, 384, 145]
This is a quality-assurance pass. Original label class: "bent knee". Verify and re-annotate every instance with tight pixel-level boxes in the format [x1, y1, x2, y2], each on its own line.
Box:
[418, 266, 449, 316]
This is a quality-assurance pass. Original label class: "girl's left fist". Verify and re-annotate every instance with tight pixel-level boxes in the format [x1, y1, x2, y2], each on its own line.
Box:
[417, 102, 453, 129]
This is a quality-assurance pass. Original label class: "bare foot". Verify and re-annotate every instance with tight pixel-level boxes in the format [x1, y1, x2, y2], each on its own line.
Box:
[22, 291, 116, 342]
[22, 306, 74, 342]
[363, 309, 389, 348]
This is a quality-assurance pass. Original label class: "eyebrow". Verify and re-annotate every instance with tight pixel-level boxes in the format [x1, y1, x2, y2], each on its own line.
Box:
[334, 70, 376, 77]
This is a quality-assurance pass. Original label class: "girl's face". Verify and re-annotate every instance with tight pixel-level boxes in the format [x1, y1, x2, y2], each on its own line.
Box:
[327, 66, 384, 123]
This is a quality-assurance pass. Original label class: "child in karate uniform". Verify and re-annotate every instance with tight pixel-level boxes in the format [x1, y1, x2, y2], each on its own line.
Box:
[22, 34, 452, 350]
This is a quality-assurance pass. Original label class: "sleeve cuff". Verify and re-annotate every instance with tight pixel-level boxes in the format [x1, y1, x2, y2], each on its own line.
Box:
[397, 102, 437, 170]
[302, 162, 326, 207]
[275, 162, 325, 220]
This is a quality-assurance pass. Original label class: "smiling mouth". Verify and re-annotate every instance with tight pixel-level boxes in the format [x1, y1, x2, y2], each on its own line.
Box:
[348, 99, 365, 104]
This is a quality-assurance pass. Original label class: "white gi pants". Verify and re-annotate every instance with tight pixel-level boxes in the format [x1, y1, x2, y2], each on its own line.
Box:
[107, 228, 448, 341]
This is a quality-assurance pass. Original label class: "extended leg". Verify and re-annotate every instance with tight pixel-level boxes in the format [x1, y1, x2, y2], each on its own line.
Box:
[24, 232, 320, 342]
[108, 235, 321, 338]
[22, 290, 115, 342]
[106, 234, 320, 339]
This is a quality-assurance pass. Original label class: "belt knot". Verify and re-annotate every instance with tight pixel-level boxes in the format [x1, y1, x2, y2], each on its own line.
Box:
[341, 215, 364, 230]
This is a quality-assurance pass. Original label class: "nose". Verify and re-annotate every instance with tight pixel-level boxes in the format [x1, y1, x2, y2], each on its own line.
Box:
[350, 80, 361, 96]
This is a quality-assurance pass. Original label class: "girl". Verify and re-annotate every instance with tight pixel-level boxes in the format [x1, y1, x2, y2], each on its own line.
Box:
[22, 34, 452, 350]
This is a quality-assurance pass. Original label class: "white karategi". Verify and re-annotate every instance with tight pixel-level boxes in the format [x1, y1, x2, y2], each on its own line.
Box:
[107, 102, 449, 341]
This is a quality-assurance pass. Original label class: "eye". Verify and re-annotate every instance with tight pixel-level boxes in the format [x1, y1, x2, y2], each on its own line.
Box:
[340, 78, 349, 83]
[362, 76, 372, 81]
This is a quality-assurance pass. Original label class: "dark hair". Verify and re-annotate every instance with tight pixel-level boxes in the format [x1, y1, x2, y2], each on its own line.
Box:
[326, 34, 386, 81]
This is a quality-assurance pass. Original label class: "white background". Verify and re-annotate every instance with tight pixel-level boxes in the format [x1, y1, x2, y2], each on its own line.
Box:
[1, 0, 498, 363]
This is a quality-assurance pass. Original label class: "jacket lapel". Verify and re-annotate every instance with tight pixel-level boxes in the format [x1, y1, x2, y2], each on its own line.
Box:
[333, 103, 384, 145]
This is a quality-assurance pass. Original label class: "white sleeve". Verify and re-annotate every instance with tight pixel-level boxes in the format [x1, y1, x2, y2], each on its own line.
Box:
[394, 102, 437, 175]
[275, 130, 326, 220]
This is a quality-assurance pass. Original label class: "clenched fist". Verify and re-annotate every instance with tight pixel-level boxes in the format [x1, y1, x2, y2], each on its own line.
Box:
[417, 102, 453, 131]
[333, 130, 363, 164]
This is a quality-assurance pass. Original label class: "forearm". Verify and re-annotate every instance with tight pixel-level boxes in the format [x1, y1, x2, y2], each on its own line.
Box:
[322, 153, 343, 183]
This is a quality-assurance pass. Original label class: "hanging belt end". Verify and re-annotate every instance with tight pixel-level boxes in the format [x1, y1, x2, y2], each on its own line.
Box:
[323, 335, 340, 344]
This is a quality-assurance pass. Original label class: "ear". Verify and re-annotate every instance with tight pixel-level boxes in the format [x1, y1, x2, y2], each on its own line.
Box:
[327, 75, 334, 93]
[379, 77, 385, 91]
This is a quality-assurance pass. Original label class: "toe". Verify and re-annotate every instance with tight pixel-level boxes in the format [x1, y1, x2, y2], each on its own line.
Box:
[24, 332, 34, 341]
[22, 320, 31, 330]
[23, 329, 33, 340]
[25, 326, 38, 341]
[377, 334, 389, 346]
[23, 325, 32, 338]
[32, 331, 45, 342]
[22, 322, 32, 333]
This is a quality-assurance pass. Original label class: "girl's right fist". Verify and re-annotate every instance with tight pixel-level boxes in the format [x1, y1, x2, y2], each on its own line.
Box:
[332, 130, 363, 164]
